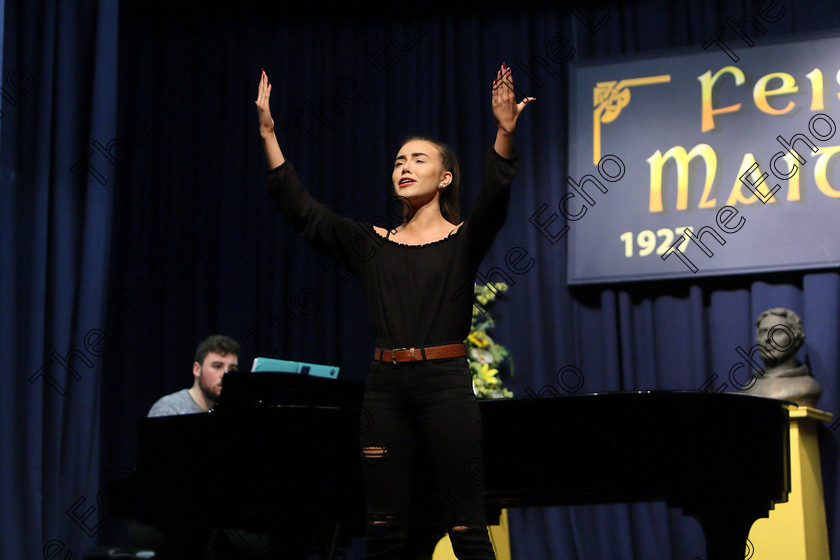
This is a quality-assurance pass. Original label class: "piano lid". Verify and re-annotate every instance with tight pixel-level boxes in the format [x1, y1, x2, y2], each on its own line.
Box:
[214, 370, 364, 410]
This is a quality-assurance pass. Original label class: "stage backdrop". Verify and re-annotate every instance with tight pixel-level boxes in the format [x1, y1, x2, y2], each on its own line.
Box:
[564, 31, 840, 283]
[4, 1, 840, 560]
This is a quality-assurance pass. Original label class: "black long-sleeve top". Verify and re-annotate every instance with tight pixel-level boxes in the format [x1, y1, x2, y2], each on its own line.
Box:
[266, 147, 520, 350]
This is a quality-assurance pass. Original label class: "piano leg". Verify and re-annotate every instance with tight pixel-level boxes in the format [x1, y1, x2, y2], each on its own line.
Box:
[692, 507, 764, 560]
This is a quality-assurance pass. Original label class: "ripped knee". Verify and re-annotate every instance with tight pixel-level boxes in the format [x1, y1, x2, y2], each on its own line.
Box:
[367, 512, 397, 528]
[361, 444, 388, 462]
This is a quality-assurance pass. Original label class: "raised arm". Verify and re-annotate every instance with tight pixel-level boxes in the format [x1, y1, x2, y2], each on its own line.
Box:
[255, 69, 285, 169]
[255, 69, 372, 272]
[492, 62, 535, 157]
[462, 64, 534, 266]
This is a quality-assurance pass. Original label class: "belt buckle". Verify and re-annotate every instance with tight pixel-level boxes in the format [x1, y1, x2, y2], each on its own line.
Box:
[390, 347, 416, 365]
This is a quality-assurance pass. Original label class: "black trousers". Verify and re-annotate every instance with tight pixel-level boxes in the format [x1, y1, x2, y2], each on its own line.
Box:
[360, 357, 496, 560]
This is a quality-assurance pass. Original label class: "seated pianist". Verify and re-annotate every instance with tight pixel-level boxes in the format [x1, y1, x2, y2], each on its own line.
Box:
[148, 334, 239, 417]
[134, 335, 284, 560]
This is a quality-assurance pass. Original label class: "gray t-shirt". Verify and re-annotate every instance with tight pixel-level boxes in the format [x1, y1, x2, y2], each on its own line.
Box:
[147, 388, 206, 417]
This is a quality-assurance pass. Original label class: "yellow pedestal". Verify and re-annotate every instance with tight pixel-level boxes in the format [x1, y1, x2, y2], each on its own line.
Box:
[748, 406, 832, 560]
[432, 509, 511, 560]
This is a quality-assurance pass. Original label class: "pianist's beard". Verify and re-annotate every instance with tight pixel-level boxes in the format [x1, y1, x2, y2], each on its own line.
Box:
[197, 368, 223, 402]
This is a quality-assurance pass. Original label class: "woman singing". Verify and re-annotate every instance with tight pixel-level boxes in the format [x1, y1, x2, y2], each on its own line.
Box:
[255, 63, 533, 560]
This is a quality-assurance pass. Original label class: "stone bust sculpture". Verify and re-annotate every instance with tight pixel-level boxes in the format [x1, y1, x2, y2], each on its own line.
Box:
[744, 308, 821, 407]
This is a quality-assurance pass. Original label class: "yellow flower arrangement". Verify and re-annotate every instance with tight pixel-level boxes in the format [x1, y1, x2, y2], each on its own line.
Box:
[467, 331, 490, 348]
[477, 363, 499, 383]
[465, 283, 513, 399]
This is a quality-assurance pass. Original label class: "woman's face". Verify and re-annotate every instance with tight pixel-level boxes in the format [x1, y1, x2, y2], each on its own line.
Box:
[392, 139, 451, 202]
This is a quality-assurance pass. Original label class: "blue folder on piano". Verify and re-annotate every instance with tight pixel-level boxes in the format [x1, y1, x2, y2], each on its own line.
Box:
[251, 357, 340, 379]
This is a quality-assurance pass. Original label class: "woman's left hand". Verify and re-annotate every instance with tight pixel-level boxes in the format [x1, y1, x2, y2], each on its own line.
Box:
[492, 62, 536, 135]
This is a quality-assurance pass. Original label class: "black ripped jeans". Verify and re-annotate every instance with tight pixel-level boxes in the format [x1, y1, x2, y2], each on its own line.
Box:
[360, 357, 496, 560]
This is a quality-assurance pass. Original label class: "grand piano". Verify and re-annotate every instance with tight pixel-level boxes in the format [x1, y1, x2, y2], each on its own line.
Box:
[124, 371, 791, 560]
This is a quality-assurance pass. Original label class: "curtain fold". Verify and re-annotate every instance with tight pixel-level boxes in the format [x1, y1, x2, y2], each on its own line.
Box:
[0, 0, 117, 557]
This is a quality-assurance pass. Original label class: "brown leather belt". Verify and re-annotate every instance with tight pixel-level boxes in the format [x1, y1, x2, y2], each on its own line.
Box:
[374, 343, 467, 364]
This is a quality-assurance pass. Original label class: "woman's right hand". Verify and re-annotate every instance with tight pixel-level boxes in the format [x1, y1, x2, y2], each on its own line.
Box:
[255, 69, 274, 136]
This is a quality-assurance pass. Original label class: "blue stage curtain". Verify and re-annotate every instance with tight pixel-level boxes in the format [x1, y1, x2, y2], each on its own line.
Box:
[0, 0, 119, 557]
[4, 0, 840, 558]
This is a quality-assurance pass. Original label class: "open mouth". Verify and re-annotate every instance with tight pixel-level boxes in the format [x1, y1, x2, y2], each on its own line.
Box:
[399, 178, 416, 187]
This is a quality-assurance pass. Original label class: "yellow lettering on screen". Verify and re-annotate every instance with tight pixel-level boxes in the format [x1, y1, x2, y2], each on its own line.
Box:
[836, 68, 840, 104]
[770, 152, 802, 201]
[699, 66, 745, 132]
[592, 75, 671, 164]
[805, 68, 824, 110]
[814, 146, 840, 198]
[648, 144, 717, 212]
[725, 154, 778, 206]
[754, 72, 797, 115]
